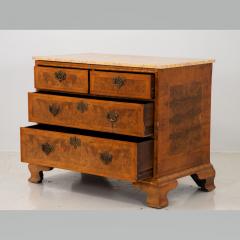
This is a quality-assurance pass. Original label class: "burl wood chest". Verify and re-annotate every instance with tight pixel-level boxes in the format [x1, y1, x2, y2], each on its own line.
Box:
[20, 53, 216, 208]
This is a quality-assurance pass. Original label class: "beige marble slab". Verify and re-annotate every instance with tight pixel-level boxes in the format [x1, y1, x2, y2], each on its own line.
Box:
[33, 52, 215, 69]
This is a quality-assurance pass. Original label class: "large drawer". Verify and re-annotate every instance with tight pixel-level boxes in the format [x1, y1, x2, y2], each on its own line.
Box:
[90, 71, 154, 99]
[20, 125, 153, 181]
[28, 93, 154, 137]
[34, 66, 89, 94]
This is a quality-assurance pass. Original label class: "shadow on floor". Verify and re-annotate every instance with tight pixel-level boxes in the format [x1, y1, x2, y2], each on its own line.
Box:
[28, 171, 216, 209]
[42, 171, 147, 205]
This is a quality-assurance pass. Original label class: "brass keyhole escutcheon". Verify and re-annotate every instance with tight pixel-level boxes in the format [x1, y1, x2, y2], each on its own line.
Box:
[100, 151, 112, 165]
[55, 71, 66, 82]
[77, 102, 88, 113]
[69, 136, 81, 149]
[107, 111, 119, 123]
[112, 76, 125, 89]
[41, 143, 54, 155]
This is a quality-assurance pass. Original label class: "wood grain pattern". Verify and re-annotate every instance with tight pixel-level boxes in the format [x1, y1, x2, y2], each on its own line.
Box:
[90, 70, 154, 99]
[34, 66, 88, 94]
[28, 92, 154, 137]
[154, 64, 213, 177]
[21, 126, 153, 181]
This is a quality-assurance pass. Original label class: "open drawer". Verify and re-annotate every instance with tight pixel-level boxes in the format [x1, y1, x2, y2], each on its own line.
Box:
[20, 125, 154, 181]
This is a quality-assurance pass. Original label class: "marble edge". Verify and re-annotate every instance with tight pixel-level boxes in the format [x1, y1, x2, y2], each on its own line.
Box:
[32, 56, 215, 69]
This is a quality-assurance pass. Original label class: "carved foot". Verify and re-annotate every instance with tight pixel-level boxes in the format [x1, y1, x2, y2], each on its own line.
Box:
[28, 164, 53, 183]
[134, 180, 178, 208]
[191, 165, 216, 192]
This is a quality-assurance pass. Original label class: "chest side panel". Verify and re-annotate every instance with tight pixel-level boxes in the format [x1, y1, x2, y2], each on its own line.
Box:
[155, 64, 212, 177]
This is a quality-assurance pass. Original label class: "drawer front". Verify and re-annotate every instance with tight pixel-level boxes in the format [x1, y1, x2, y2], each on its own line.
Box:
[34, 66, 88, 93]
[28, 93, 154, 137]
[20, 126, 153, 181]
[90, 71, 154, 99]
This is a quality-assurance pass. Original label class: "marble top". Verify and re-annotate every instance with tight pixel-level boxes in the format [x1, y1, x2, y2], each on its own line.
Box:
[33, 53, 215, 69]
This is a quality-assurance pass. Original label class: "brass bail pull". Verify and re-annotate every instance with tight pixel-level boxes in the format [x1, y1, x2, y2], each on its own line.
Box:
[112, 76, 125, 89]
[55, 71, 66, 82]
[100, 152, 112, 165]
[49, 104, 60, 116]
[41, 143, 54, 155]
[107, 111, 119, 123]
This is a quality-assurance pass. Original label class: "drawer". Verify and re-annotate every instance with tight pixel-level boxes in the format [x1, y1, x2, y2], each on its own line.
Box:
[20, 125, 153, 181]
[90, 71, 154, 99]
[34, 66, 88, 94]
[28, 93, 154, 137]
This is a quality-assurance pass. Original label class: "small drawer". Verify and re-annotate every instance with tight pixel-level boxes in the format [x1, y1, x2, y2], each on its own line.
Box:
[90, 71, 154, 99]
[20, 125, 153, 181]
[34, 66, 88, 94]
[28, 93, 154, 137]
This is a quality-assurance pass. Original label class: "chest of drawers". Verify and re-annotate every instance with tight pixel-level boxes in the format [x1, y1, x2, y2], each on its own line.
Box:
[20, 53, 216, 208]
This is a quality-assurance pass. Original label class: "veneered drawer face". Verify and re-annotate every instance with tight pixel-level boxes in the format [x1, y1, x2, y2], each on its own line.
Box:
[28, 93, 154, 137]
[20, 126, 153, 181]
[90, 71, 154, 99]
[34, 66, 88, 94]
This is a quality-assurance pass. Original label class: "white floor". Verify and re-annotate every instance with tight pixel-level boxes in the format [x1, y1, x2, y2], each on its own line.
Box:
[0, 152, 239, 210]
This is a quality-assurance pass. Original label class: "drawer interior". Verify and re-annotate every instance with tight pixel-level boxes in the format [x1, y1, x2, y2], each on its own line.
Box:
[36, 90, 154, 103]
[25, 124, 153, 143]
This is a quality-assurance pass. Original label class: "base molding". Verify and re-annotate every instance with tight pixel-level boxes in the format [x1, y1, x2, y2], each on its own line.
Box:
[134, 163, 215, 208]
[27, 163, 216, 208]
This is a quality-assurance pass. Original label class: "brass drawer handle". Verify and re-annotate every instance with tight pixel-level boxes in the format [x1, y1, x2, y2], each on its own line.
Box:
[77, 102, 88, 113]
[55, 71, 66, 82]
[49, 104, 60, 116]
[41, 143, 54, 155]
[100, 151, 112, 165]
[107, 111, 119, 123]
[69, 136, 81, 149]
[112, 76, 125, 89]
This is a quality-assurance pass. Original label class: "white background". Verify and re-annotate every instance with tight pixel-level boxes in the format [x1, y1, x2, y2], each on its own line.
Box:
[0, 30, 239, 152]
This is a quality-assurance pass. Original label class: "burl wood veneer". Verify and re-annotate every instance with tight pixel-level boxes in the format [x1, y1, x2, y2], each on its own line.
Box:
[20, 53, 216, 208]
